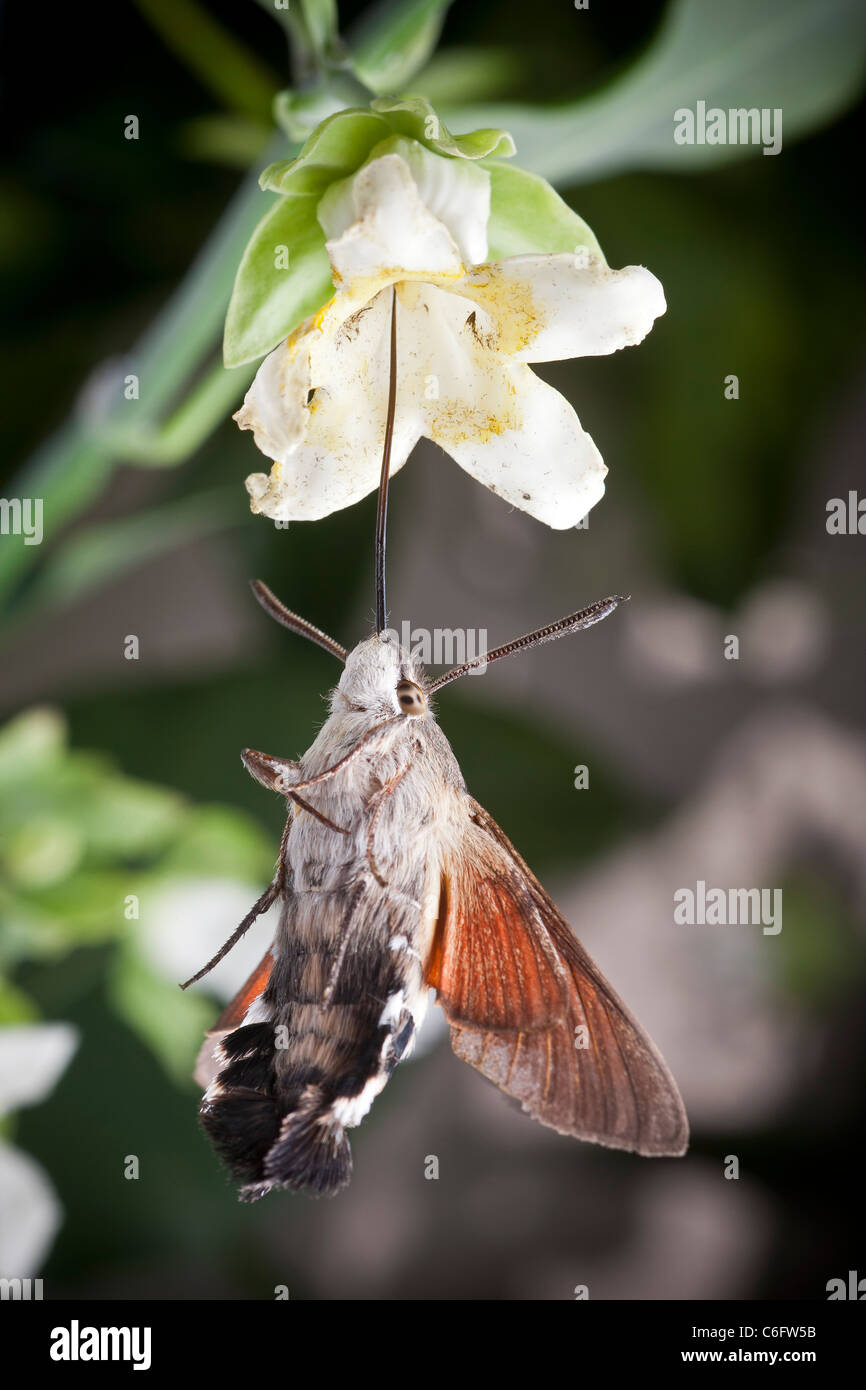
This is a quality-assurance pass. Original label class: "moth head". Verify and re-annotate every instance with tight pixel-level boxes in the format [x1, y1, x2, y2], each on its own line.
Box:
[334, 632, 428, 717]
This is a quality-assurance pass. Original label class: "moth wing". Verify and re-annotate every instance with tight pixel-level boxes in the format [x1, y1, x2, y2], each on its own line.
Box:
[193, 948, 275, 1090]
[428, 797, 688, 1157]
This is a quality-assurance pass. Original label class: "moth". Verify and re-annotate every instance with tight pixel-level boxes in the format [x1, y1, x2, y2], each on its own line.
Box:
[186, 577, 688, 1198]
[185, 293, 688, 1200]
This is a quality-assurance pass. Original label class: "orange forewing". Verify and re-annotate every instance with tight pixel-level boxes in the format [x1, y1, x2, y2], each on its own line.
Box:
[427, 832, 568, 1031]
[193, 949, 274, 1089]
[428, 799, 688, 1157]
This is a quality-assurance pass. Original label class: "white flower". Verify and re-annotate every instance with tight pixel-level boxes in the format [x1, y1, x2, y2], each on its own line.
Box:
[137, 876, 280, 1003]
[236, 142, 665, 529]
[0, 1023, 78, 1278]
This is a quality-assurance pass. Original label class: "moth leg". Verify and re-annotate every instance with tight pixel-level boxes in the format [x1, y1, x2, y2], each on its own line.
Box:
[179, 880, 281, 990]
[242, 747, 300, 791]
[288, 791, 350, 835]
[243, 747, 350, 833]
[320, 882, 367, 1011]
[180, 818, 292, 990]
[365, 757, 414, 888]
[288, 715, 405, 793]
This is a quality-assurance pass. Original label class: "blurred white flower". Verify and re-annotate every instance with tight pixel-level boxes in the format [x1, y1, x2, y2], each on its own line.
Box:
[237, 146, 665, 530]
[137, 876, 280, 1003]
[0, 1022, 78, 1278]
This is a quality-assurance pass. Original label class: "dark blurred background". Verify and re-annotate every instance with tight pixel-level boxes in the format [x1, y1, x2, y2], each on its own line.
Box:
[1, 0, 865, 1299]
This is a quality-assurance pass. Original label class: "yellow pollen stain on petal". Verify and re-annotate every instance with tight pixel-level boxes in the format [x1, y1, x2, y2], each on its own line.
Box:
[396, 267, 466, 305]
[432, 409, 510, 448]
[461, 264, 546, 356]
[426, 347, 522, 448]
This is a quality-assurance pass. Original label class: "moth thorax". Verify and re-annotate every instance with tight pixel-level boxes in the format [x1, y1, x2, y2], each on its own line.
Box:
[396, 679, 426, 716]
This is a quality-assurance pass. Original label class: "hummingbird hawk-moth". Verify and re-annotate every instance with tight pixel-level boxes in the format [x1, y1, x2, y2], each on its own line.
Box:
[185, 579, 688, 1199]
[185, 290, 687, 1199]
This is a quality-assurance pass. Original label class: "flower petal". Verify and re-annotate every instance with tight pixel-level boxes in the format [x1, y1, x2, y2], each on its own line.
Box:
[0, 1141, 62, 1278]
[239, 288, 423, 522]
[396, 282, 606, 529]
[136, 877, 281, 1004]
[319, 153, 465, 287]
[458, 253, 666, 362]
[352, 138, 491, 266]
[234, 333, 311, 463]
[442, 367, 607, 529]
[0, 1022, 79, 1117]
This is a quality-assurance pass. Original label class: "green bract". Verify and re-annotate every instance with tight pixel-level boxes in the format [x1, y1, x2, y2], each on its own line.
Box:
[483, 162, 602, 261]
[223, 97, 603, 369]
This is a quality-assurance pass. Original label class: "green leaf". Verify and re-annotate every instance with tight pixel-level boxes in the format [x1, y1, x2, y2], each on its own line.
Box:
[372, 95, 515, 159]
[0, 709, 187, 918]
[4, 819, 85, 890]
[16, 871, 135, 946]
[162, 807, 274, 882]
[76, 778, 187, 861]
[223, 192, 335, 367]
[0, 976, 39, 1024]
[108, 942, 214, 1088]
[350, 0, 454, 95]
[0, 709, 66, 790]
[484, 161, 603, 260]
[442, 0, 866, 183]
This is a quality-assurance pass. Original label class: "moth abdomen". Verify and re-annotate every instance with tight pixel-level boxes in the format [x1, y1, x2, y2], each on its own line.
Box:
[199, 1088, 280, 1185]
[258, 1085, 352, 1199]
[200, 979, 421, 1199]
[199, 1022, 280, 1185]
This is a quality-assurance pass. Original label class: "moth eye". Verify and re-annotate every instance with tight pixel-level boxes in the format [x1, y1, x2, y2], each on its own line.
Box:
[396, 679, 426, 716]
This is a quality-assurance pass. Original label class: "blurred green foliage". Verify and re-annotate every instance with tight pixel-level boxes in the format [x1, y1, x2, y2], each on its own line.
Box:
[0, 707, 273, 1084]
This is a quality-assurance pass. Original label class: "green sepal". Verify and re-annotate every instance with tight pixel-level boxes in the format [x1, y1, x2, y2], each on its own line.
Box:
[223, 193, 335, 369]
[260, 107, 391, 194]
[372, 95, 515, 159]
[484, 160, 604, 261]
[273, 79, 373, 144]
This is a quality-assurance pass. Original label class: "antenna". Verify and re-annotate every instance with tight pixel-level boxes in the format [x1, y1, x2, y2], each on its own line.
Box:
[250, 579, 347, 663]
[429, 595, 629, 692]
[375, 287, 398, 634]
